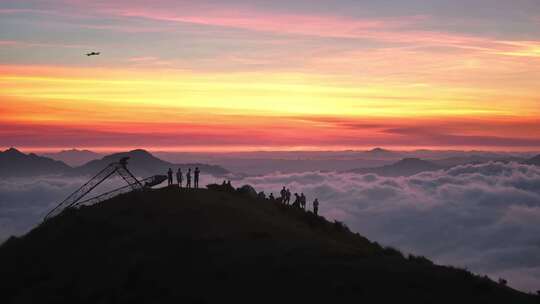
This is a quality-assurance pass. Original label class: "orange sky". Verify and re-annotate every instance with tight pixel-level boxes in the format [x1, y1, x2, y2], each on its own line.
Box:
[1, 1, 540, 151]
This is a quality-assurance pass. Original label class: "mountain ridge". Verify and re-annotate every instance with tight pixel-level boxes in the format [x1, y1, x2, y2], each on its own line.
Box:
[525, 154, 540, 166]
[73, 149, 229, 177]
[0, 186, 534, 303]
[0, 148, 229, 178]
[348, 157, 443, 176]
[42, 149, 102, 166]
[0, 148, 72, 177]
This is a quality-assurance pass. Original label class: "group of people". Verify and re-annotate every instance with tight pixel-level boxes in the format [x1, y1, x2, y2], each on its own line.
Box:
[166, 171, 320, 215]
[167, 167, 200, 189]
[270, 186, 320, 215]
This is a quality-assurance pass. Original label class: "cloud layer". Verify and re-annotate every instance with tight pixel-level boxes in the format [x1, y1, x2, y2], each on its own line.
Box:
[1, 162, 540, 292]
[0, 176, 128, 242]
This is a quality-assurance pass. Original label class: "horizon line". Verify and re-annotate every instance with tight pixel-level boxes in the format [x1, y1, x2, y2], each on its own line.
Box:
[3, 145, 540, 154]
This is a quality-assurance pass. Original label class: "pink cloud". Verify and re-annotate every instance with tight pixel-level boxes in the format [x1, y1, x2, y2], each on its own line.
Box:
[0, 9, 51, 14]
[113, 8, 426, 39]
[79, 23, 176, 33]
[94, 5, 539, 58]
[127, 56, 160, 62]
[126, 56, 174, 66]
[0, 40, 19, 46]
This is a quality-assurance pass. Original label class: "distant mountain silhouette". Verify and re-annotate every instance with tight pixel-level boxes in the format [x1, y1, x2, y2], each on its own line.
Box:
[1, 148, 228, 178]
[364, 147, 397, 157]
[367, 147, 392, 154]
[74, 149, 228, 177]
[432, 155, 525, 167]
[204, 158, 391, 175]
[349, 158, 443, 176]
[0, 148, 71, 177]
[525, 154, 540, 166]
[0, 186, 534, 303]
[42, 149, 102, 166]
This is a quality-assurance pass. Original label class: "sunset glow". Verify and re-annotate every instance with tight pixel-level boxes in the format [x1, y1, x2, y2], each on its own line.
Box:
[1, 1, 540, 151]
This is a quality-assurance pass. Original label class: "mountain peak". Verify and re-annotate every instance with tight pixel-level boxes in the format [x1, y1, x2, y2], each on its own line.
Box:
[74, 149, 228, 177]
[127, 148, 152, 155]
[0, 148, 71, 177]
[367, 147, 391, 153]
[3, 147, 24, 155]
[98, 149, 157, 161]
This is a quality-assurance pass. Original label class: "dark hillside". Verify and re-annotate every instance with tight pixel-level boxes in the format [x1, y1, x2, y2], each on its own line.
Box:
[0, 186, 535, 304]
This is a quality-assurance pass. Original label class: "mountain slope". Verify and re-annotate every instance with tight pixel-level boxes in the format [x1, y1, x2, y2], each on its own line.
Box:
[431, 155, 526, 167]
[349, 158, 443, 176]
[0, 186, 534, 304]
[42, 149, 102, 166]
[525, 154, 540, 166]
[0, 148, 72, 177]
[74, 149, 229, 177]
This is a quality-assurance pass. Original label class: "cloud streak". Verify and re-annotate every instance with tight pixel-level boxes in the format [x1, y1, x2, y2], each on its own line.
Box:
[96, 3, 540, 58]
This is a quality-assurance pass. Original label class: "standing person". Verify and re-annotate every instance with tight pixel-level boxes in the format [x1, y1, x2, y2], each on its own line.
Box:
[286, 189, 291, 205]
[280, 186, 287, 204]
[176, 168, 183, 188]
[194, 167, 200, 189]
[292, 193, 300, 208]
[313, 198, 319, 216]
[167, 168, 173, 186]
[186, 168, 192, 189]
[300, 193, 306, 210]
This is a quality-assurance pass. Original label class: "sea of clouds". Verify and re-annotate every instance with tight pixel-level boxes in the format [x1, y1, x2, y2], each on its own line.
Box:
[0, 176, 127, 242]
[1, 161, 540, 292]
[234, 161, 540, 292]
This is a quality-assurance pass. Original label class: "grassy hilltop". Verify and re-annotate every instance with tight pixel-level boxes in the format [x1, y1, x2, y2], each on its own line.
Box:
[0, 185, 536, 303]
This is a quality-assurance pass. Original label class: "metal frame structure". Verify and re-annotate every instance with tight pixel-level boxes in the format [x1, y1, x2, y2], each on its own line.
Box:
[44, 157, 157, 221]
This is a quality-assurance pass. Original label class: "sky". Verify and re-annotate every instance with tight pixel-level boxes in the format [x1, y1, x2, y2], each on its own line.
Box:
[1, 0, 540, 152]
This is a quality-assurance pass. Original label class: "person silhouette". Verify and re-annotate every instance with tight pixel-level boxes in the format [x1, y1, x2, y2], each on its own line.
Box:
[186, 168, 192, 189]
[176, 168, 183, 188]
[224, 180, 234, 192]
[280, 186, 287, 203]
[313, 198, 319, 215]
[285, 189, 291, 205]
[300, 193, 306, 210]
[167, 168, 173, 186]
[292, 193, 300, 208]
[269, 193, 275, 201]
[194, 167, 200, 189]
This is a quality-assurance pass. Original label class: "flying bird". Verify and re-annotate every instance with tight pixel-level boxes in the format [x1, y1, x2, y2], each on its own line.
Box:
[85, 52, 100, 56]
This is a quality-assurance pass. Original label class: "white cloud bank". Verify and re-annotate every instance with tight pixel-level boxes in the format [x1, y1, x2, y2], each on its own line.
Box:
[1, 162, 540, 292]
